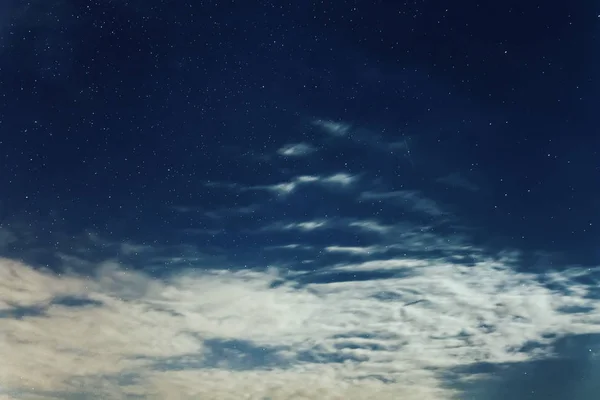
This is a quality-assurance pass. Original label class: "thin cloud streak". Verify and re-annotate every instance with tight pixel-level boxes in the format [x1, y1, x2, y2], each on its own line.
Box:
[277, 142, 317, 157]
[349, 220, 393, 234]
[258, 173, 357, 196]
[262, 220, 330, 232]
[202, 173, 357, 196]
[325, 245, 383, 255]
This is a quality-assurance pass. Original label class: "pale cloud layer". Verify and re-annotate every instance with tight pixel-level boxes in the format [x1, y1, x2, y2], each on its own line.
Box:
[2, 251, 600, 399]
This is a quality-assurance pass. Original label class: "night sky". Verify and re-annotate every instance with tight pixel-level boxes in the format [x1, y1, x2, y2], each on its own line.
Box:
[1, 1, 600, 399]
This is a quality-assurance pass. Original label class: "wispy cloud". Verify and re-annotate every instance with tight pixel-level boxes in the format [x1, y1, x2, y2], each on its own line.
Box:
[349, 220, 393, 234]
[261, 173, 357, 196]
[322, 172, 356, 186]
[312, 119, 351, 136]
[263, 175, 320, 195]
[286, 220, 329, 231]
[325, 245, 383, 255]
[265, 217, 390, 235]
[265, 243, 314, 251]
[360, 190, 448, 217]
[263, 219, 330, 232]
[309, 117, 416, 168]
[203, 173, 358, 197]
[277, 142, 316, 157]
[2, 253, 600, 399]
[328, 257, 431, 271]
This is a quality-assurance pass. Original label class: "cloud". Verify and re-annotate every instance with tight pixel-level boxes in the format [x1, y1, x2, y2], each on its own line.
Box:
[325, 245, 383, 255]
[261, 173, 357, 196]
[360, 190, 448, 217]
[277, 143, 316, 157]
[265, 175, 320, 195]
[266, 243, 314, 251]
[266, 217, 391, 234]
[286, 221, 328, 231]
[263, 220, 330, 232]
[2, 247, 600, 399]
[322, 172, 356, 186]
[308, 117, 415, 167]
[203, 173, 357, 197]
[328, 257, 433, 272]
[349, 220, 393, 234]
[312, 119, 351, 136]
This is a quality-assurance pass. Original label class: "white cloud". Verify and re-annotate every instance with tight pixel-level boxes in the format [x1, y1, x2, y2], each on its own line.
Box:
[349, 220, 393, 234]
[312, 119, 351, 136]
[203, 173, 357, 197]
[261, 219, 334, 233]
[277, 143, 316, 157]
[2, 251, 600, 399]
[265, 243, 315, 252]
[329, 257, 428, 271]
[263, 173, 357, 196]
[322, 172, 356, 186]
[325, 245, 383, 255]
[137, 368, 450, 400]
[269, 181, 299, 195]
[283, 220, 329, 231]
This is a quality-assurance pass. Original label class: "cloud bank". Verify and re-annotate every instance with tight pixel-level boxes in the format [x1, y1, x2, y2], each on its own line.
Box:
[2, 250, 600, 399]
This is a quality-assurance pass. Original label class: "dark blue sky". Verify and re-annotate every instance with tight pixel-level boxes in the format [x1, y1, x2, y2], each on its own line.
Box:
[1, 1, 600, 399]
